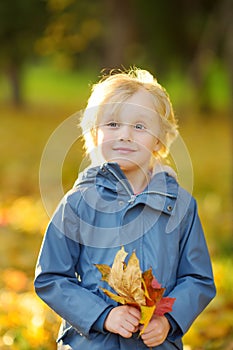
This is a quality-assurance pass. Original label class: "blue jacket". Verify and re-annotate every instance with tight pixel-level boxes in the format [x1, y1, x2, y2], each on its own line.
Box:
[34, 162, 216, 349]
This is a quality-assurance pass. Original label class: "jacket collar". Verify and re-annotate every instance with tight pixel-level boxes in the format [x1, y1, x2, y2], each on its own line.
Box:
[75, 162, 178, 215]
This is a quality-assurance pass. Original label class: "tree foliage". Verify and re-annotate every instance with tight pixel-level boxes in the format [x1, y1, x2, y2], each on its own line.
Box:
[0, 0, 231, 107]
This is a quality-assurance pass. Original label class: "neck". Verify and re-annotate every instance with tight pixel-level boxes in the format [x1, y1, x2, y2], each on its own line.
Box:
[122, 168, 151, 194]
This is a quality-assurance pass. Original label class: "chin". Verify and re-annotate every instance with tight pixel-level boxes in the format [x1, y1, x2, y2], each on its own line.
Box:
[109, 158, 132, 166]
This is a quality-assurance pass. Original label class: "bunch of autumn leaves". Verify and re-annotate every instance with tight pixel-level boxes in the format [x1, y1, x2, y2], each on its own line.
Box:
[95, 247, 175, 336]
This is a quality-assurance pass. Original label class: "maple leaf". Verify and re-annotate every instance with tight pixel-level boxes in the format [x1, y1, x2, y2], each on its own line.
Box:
[95, 247, 176, 337]
[96, 247, 145, 305]
[94, 264, 111, 283]
[140, 304, 156, 332]
[155, 296, 176, 316]
[142, 268, 165, 306]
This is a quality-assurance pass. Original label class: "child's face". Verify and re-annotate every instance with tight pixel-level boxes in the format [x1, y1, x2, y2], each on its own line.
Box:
[96, 88, 161, 175]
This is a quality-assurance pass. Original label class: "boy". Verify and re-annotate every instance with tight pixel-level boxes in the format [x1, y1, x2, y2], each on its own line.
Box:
[35, 68, 216, 349]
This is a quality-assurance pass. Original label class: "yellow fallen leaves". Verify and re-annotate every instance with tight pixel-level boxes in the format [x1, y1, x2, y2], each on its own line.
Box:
[95, 247, 175, 335]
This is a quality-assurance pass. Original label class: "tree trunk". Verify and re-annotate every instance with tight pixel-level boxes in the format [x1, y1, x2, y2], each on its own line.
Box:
[6, 63, 23, 106]
[102, 0, 136, 68]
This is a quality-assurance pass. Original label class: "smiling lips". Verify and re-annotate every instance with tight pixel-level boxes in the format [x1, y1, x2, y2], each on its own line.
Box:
[113, 147, 136, 154]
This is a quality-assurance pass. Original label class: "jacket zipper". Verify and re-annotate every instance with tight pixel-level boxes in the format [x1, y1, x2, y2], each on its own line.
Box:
[103, 163, 176, 204]
[103, 163, 133, 198]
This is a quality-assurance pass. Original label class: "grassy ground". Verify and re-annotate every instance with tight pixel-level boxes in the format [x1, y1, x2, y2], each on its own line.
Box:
[0, 65, 232, 349]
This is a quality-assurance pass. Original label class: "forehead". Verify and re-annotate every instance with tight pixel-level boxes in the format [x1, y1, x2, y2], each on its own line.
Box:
[100, 89, 159, 122]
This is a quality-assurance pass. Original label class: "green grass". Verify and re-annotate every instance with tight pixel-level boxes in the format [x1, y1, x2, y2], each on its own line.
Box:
[0, 62, 98, 108]
[25, 64, 98, 106]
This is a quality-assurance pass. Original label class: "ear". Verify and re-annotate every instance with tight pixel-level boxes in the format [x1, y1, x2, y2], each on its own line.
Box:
[153, 139, 162, 152]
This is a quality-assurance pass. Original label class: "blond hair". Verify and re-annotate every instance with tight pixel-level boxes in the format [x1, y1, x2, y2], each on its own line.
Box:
[80, 67, 178, 163]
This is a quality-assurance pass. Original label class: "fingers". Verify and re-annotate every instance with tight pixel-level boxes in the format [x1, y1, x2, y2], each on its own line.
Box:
[126, 306, 141, 326]
[140, 315, 170, 347]
[118, 321, 137, 338]
[141, 329, 164, 347]
[117, 305, 140, 337]
[128, 305, 141, 320]
[105, 306, 170, 345]
[104, 305, 140, 338]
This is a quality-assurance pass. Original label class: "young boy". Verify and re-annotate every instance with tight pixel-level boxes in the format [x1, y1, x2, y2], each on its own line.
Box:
[34, 68, 216, 349]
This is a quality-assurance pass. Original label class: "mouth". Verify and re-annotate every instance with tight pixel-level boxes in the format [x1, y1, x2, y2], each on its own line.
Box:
[113, 147, 136, 154]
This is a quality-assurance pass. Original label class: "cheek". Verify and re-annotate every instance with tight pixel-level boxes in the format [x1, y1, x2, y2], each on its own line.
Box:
[97, 129, 105, 145]
[137, 135, 158, 152]
[97, 129, 116, 146]
[96, 130, 113, 159]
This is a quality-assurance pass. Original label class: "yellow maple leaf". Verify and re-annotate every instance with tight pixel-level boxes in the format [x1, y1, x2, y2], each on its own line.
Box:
[96, 247, 145, 305]
[101, 288, 136, 306]
[140, 304, 156, 335]
[94, 264, 111, 283]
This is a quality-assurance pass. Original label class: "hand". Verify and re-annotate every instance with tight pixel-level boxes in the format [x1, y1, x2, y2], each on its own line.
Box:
[140, 315, 170, 347]
[104, 305, 141, 338]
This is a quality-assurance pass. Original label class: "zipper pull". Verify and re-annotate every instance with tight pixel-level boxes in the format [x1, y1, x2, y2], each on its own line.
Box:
[128, 194, 136, 204]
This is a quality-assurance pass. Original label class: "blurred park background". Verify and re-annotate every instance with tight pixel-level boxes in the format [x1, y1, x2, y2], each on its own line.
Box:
[0, 0, 232, 349]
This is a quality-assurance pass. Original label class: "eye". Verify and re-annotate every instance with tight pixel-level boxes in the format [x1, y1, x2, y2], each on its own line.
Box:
[105, 121, 119, 128]
[134, 123, 146, 130]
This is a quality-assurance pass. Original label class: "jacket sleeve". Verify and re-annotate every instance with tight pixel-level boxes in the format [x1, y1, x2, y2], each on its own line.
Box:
[34, 194, 112, 339]
[166, 197, 216, 341]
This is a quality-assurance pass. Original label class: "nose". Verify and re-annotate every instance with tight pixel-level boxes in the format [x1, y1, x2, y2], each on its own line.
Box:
[119, 124, 132, 141]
